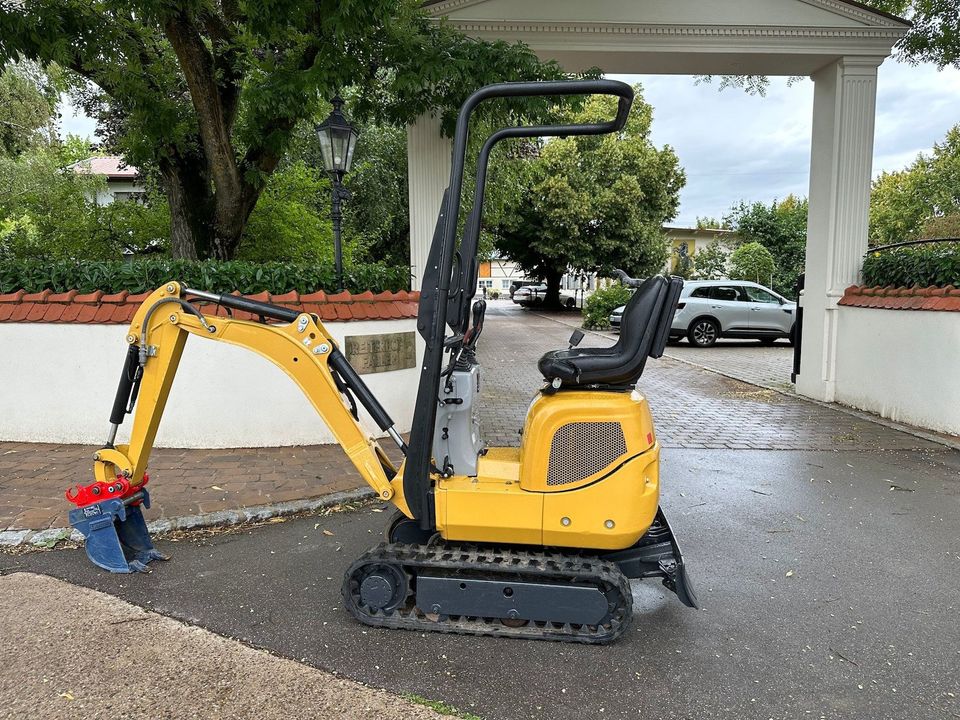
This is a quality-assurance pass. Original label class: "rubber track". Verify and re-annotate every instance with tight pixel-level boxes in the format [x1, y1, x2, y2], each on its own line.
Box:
[342, 542, 633, 644]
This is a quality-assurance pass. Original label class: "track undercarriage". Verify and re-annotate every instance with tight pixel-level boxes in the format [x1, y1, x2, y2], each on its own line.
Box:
[341, 508, 697, 645]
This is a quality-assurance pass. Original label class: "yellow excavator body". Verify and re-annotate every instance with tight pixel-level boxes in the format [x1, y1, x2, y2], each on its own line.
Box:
[434, 391, 660, 550]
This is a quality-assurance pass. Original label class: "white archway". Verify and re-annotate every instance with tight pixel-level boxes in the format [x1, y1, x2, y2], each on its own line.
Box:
[408, 0, 908, 402]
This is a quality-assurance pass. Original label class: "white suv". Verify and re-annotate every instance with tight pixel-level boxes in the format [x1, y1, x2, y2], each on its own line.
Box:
[610, 280, 796, 347]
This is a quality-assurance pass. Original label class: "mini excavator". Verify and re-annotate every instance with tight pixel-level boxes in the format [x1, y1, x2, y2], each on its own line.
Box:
[66, 80, 697, 644]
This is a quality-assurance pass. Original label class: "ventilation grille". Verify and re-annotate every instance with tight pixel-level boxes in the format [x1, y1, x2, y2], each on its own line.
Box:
[546, 422, 627, 486]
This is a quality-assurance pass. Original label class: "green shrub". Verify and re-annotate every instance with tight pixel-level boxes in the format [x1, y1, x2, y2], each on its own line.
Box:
[582, 283, 633, 330]
[0, 258, 409, 295]
[861, 242, 960, 288]
[729, 241, 776, 285]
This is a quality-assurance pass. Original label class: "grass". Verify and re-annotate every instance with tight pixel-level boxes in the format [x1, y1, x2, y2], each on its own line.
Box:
[403, 693, 483, 719]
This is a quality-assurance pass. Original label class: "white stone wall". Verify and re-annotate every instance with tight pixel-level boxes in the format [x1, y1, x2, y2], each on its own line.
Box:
[835, 307, 960, 435]
[0, 320, 423, 448]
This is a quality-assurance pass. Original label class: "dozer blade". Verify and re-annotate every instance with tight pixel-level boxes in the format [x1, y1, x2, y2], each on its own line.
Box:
[603, 506, 699, 609]
[68, 489, 168, 574]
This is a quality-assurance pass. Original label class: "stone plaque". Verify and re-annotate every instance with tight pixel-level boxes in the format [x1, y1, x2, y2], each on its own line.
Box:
[344, 331, 416, 375]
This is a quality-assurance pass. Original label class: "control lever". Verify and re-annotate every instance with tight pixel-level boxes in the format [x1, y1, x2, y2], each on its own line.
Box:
[568, 329, 584, 349]
[464, 299, 486, 350]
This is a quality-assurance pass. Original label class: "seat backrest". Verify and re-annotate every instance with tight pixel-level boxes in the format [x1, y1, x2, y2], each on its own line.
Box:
[572, 275, 670, 386]
[614, 275, 680, 372]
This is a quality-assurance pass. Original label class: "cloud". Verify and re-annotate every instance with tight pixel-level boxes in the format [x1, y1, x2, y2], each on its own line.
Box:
[611, 61, 959, 227]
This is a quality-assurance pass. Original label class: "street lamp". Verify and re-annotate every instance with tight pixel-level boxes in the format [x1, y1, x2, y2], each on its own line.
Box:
[315, 95, 359, 291]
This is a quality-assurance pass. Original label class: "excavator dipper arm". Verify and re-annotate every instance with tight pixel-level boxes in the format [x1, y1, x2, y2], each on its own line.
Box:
[70, 282, 406, 572]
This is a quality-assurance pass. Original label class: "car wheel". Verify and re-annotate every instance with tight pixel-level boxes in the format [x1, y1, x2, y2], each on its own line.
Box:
[759, 337, 777, 345]
[565, 297, 576, 308]
[688, 318, 719, 347]
[788, 324, 796, 347]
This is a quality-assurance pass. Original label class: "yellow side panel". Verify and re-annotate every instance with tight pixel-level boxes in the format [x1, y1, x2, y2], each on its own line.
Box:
[436, 474, 542, 545]
[542, 448, 660, 550]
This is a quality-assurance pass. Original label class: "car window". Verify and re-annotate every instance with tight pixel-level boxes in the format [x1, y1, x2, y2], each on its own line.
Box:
[709, 286, 745, 302]
[744, 286, 780, 304]
[689, 287, 711, 298]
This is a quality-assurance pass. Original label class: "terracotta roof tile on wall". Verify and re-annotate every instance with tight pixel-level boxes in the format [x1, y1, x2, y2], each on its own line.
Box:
[0, 289, 420, 324]
[839, 285, 960, 312]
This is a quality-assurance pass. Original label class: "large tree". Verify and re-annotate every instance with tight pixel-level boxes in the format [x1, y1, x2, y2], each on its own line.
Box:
[0, 1, 569, 260]
[493, 87, 685, 307]
[725, 196, 808, 295]
[869, 123, 960, 244]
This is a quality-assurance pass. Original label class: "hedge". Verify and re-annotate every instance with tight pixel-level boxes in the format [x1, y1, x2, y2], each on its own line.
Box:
[0, 259, 409, 295]
[861, 241, 960, 288]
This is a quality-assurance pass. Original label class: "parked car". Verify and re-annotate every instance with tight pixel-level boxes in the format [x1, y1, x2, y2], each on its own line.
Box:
[609, 280, 796, 347]
[509, 278, 538, 299]
[513, 283, 577, 308]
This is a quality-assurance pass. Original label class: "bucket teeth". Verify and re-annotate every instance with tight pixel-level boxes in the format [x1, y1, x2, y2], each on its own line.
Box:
[68, 489, 168, 574]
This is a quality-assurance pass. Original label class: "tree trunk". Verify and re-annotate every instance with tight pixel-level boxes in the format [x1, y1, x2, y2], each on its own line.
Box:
[543, 267, 564, 309]
[159, 154, 214, 260]
[209, 188, 261, 260]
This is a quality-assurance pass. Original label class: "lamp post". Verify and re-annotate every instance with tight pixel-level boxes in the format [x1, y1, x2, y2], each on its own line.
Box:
[315, 96, 359, 291]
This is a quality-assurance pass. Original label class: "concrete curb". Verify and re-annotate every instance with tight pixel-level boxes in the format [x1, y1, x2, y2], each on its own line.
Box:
[533, 310, 960, 453]
[0, 487, 374, 549]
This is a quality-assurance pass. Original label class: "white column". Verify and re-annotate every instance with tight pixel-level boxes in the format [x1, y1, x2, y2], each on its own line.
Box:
[406, 113, 452, 290]
[796, 57, 881, 402]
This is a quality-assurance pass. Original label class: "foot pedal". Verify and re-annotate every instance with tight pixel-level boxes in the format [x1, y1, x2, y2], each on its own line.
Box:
[66, 476, 169, 573]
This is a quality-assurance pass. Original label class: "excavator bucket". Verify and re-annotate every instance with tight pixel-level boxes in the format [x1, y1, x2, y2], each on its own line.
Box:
[66, 477, 168, 573]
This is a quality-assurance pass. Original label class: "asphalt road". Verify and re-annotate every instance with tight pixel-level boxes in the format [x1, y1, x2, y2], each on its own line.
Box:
[5, 446, 958, 720]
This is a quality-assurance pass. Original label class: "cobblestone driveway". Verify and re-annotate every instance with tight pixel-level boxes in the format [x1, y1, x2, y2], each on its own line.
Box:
[665, 339, 797, 392]
[477, 302, 937, 452]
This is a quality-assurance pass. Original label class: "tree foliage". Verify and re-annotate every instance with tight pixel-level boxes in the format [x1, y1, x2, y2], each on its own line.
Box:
[341, 123, 410, 267]
[0, 62, 58, 157]
[493, 86, 684, 307]
[729, 241, 776, 285]
[869, 124, 960, 244]
[870, 0, 960, 69]
[0, 142, 169, 260]
[0, 1, 578, 261]
[582, 283, 633, 330]
[692, 239, 731, 280]
[725, 196, 807, 294]
[699, 1, 959, 95]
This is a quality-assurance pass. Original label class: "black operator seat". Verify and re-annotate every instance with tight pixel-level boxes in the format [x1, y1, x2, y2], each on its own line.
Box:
[538, 273, 684, 388]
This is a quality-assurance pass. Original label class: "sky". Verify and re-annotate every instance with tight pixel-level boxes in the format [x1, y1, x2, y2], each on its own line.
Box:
[612, 60, 960, 227]
[60, 59, 959, 229]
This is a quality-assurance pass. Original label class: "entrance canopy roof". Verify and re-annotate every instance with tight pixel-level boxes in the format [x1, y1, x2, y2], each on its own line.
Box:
[425, 0, 909, 75]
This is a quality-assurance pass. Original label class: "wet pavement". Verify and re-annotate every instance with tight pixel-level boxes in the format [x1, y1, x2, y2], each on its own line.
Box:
[4, 447, 958, 720]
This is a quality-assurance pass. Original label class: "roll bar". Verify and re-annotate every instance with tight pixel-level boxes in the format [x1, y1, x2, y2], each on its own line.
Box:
[404, 79, 635, 526]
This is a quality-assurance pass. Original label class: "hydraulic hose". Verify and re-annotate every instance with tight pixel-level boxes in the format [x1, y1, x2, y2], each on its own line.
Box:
[139, 296, 216, 365]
